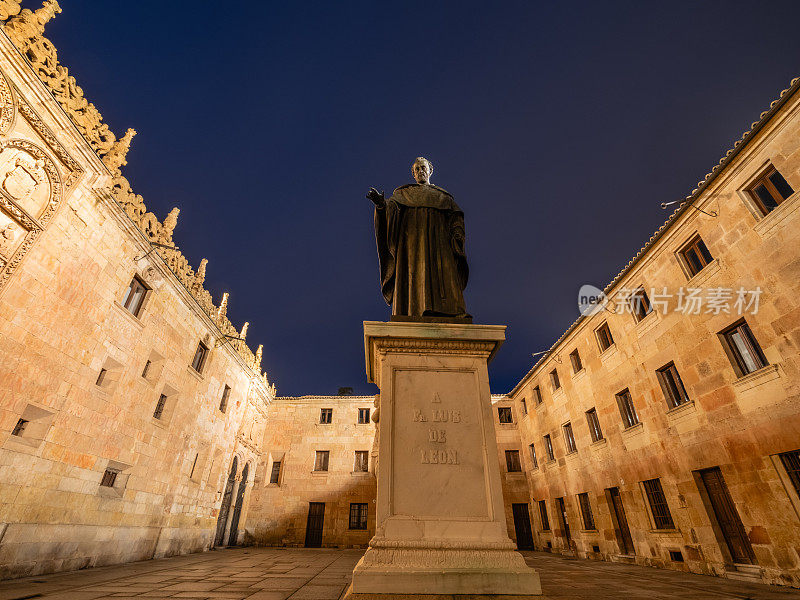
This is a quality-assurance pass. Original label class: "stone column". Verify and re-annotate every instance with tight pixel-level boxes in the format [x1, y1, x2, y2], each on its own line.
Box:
[345, 321, 541, 598]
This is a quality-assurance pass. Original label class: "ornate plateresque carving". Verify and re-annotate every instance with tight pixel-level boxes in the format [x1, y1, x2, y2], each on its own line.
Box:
[0, 3, 271, 388]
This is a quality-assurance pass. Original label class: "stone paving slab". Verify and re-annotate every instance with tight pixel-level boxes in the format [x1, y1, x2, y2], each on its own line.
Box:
[0, 547, 798, 599]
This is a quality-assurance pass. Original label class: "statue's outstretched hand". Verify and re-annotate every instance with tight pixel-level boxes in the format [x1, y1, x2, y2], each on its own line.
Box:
[367, 187, 385, 207]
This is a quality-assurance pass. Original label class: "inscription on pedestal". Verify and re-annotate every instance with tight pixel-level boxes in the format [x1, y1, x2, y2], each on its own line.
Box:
[391, 369, 489, 518]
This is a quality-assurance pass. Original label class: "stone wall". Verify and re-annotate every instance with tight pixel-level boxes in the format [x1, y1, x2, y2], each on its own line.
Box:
[0, 24, 272, 578]
[246, 396, 378, 548]
[503, 80, 800, 587]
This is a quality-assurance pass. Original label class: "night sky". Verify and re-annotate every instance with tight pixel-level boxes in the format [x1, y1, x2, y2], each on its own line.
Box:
[45, 1, 800, 396]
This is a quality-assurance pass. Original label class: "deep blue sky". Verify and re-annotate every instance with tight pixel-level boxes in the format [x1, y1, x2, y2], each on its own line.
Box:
[46, 1, 800, 395]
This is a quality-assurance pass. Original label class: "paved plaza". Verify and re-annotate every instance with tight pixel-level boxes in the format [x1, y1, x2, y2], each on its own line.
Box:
[0, 548, 798, 600]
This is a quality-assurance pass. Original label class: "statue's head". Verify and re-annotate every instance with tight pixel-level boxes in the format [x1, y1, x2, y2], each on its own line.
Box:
[412, 157, 433, 184]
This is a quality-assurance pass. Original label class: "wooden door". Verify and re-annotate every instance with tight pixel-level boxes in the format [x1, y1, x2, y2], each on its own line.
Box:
[228, 463, 248, 546]
[512, 503, 534, 550]
[699, 468, 755, 564]
[214, 457, 237, 546]
[304, 502, 325, 548]
[555, 497, 571, 542]
[608, 487, 634, 555]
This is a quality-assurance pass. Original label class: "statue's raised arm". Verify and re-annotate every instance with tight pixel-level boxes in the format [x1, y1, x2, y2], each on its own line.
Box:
[370, 157, 471, 323]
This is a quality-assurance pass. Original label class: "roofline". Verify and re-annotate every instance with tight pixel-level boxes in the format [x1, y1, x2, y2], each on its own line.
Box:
[507, 75, 800, 398]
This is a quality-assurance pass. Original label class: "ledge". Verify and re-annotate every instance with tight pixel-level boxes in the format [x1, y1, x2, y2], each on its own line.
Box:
[186, 365, 204, 382]
[754, 189, 800, 237]
[572, 369, 586, 383]
[634, 309, 659, 337]
[590, 438, 608, 449]
[732, 364, 780, 392]
[599, 345, 618, 365]
[685, 258, 721, 287]
[112, 301, 145, 329]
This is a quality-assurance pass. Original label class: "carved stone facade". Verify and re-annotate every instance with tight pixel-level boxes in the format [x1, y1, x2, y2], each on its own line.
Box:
[0, 8, 273, 579]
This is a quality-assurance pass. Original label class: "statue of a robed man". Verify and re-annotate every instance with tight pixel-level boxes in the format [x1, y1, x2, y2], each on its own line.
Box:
[367, 157, 470, 321]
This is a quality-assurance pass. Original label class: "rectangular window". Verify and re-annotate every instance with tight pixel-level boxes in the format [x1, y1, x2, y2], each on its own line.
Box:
[586, 408, 603, 442]
[550, 368, 561, 390]
[100, 469, 118, 488]
[153, 394, 167, 420]
[629, 287, 652, 322]
[779, 450, 800, 497]
[11, 418, 27, 436]
[189, 453, 199, 479]
[578, 492, 595, 530]
[269, 460, 282, 484]
[538, 499, 550, 530]
[122, 276, 148, 317]
[505, 450, 522, 472]
[357, 408, 370, 424]
[747, 166, 794, 215]
[314, 450, 329, 472]
[679, 235, 714, 277]
[141, 360, 151, 379]
[596, 322, 614, 352]
[656, 362, 690, 409]
[320, 408, 333, 424]
[563, 422, 577, 453]
[354, 450, 369, 472]
[191, 342, 208, 373]
[498, 406, 513, 424]
[543, 434, 555, 461]
[569, 349, 583, 373]
[532, 385, 542, 406]
[643, 478, 675, 529]
[616, 388, 639, 428]
[219, 385, 231, 413]
[720, 320, 768, 376]
[96, 368, 107, 386]
[529, 443, 538, 469]
[520, 398, 527, 416]
[349, 503, 368, 530]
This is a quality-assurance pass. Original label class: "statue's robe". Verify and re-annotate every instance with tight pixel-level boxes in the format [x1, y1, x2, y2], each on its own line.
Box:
[374, 183, 469, 318]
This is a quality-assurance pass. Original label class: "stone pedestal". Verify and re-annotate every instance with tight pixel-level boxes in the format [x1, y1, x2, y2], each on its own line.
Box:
[345, 321, 541, 598]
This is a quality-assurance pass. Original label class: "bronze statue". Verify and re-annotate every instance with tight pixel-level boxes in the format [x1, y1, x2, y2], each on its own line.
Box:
[368, 157, 470, 322]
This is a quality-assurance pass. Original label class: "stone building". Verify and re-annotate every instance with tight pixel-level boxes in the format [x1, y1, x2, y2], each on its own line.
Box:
[0, 0, 274, 579]
[500, 73, 800, 586]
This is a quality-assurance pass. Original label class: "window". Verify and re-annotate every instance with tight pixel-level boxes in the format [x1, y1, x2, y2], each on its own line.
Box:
[679, 235, 714, 277]
[616, 388, 639, 428]
[586, 408, 603, 442]
[629, 287, 652, 322]
[669, 550, 684, 562]
[189, 453, 199, 479]
[532, 386, 542, 406]
[122, 276, 148, 317]
[505, 450, 522, 472]
[354, 450, 369, 472]
[596, 322, 614, 352]
[191, 342, 209, 373]
[11, 418, 27, 436]
[219, 385, 231, 413]
[498, 406, 513, 424]
[314, 450, 329, 472]
[643, 478, 675, 529]
[320, 408, 333, 424]
[100, 469, 118, 488]
[569, 349, 583, 373]
[141, 360, 151, 379]
[550, 368, 561, 390]
[269, 460, 282, 484]
[349, 503, 368, 530]
[357, 408, 370, 424]
[153, 394, 168, 419]
[96, 368, 107, 386]
[720, 320, 768, 376]
[563, 422, 577, 454]
[543, 434, 555, 461]
[656, 362, 690, 408]
[779, 450, 800, 497]
[529, 443, 538, 469]
[520, 398, 527, 416]
[746, 166, 794, 216]
[538, 500, 550, 530]
[578, 492, 595, 530]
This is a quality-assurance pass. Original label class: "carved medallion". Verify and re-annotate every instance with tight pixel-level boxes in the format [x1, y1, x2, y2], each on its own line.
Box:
[0, 139, 61, 224]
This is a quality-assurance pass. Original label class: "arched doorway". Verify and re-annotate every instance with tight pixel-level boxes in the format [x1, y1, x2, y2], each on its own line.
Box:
[228, 462, 249, 546]
[214, 456, 237, 546]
